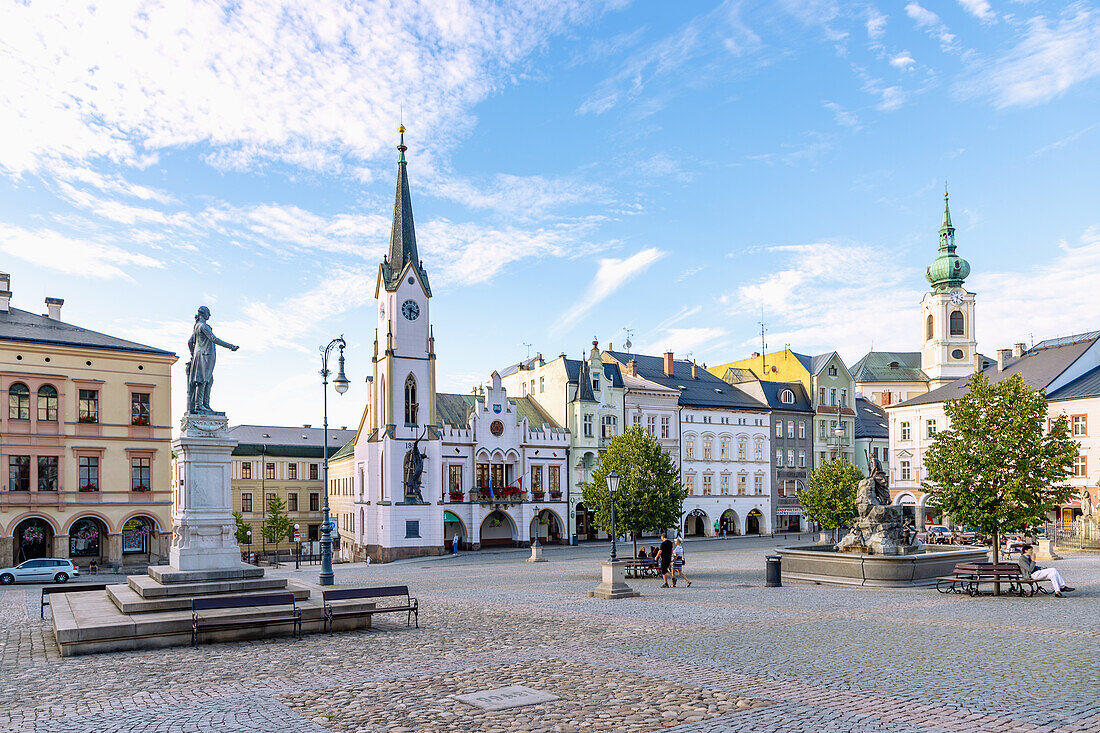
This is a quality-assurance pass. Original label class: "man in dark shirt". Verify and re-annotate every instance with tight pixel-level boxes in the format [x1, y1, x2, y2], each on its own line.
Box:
[659, 532, 675, 587]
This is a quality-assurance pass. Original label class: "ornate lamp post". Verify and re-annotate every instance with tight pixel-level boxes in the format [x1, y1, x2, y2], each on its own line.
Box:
[294, 523, 301, 570]
[319, 336, 350, 586]
[532, 505, 542, 549]
[260, 444, 267, 561]
[245, 530, 252, 564]
[607, 469, 620, 562]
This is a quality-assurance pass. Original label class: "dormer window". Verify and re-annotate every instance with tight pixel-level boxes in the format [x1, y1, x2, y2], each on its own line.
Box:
[592, 376, 600, 392]
[889, 361, 900, 368]
[779, 389, 795, 404]
[828, 365, 838, 377]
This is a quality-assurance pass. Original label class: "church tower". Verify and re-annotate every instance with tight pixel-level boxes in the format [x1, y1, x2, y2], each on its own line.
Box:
[920, 190, 976, 389]
[363, 126, 442, 559]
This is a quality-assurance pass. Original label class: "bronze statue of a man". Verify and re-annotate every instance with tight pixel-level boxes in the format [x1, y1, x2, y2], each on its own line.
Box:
[186, 306, 238, 414]
[867, 449, 891, 505]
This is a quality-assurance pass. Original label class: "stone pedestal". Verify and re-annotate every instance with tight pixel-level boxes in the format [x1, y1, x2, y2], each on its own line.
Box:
[587, 560, 639, 599]
[169, 412, 242, 571]
[527, 544, 546, 563]
[1035, 538, 1061, 561]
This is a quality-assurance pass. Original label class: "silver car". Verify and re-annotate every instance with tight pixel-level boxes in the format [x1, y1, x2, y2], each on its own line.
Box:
[0, 558, 80, 585]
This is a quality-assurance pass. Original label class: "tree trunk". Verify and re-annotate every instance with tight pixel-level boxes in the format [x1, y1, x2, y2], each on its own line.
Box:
[991, 529, 1000, 596]
[632, 532, 638, 559]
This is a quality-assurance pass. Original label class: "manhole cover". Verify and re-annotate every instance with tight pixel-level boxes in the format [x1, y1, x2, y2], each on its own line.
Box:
[455, 685, 559, 711]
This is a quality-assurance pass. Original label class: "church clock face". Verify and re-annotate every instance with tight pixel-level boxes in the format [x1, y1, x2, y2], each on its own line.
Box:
[401, 299, 420, 321]
[949, 289, 964, 305]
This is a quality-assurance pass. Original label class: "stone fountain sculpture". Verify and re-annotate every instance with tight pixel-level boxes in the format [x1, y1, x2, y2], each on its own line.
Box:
[837, 451, 923, 556]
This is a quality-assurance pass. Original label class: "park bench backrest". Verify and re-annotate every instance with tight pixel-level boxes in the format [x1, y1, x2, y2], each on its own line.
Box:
[42, 583, 108, 596]
[323, 585, 409, 603]
[192, 592, 294, 611]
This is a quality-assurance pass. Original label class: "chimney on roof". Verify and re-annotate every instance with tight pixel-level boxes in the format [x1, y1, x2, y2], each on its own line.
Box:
[609, 342, 613, 350]
[664, 351, 674, 377]
[340, 426, 347, 430]
[0, 272, 10, 313]
[303, 424, 312, 428]
[996, 349, 1012, 371]
[1013, 342, 1026, 358]
[624, 359, 638, 377]
[752, 351, 760, 358]
[45, 297, 63, 320]
[974, 353, 983, 373]
[691, 361, 699, 378]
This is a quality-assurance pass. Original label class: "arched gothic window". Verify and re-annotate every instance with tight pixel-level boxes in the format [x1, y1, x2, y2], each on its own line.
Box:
[404, 375, 417, 425]
[949, 310, 964, 336]
[926, 314, 934, 340]
[8, 382, 29, 420]
[37, 385, 58, 421]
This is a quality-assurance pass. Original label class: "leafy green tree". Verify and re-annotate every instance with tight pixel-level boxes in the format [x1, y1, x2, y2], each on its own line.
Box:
[233, 511, 252, 546]
[801, 457, 862, 541]
[923, 373, 1078, 563]
[581, 426, 687, 557]
[262, 496, 294, 546]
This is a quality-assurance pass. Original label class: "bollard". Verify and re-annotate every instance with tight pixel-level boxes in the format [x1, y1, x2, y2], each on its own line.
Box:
[765, 554, 782, 587]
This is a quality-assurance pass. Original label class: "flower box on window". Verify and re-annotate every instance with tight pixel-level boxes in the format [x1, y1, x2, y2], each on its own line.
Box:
[79, 415, 98, 424]
[448, 491, 464, 502]
[132, 484, 150, 492]
[131, 416, 150, 426]
[531, 490, 545, 501]
[79, 483, 98, 492]
[549, 491, 562, 500]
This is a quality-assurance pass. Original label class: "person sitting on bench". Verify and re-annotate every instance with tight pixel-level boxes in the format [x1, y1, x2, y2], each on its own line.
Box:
[1018, 544, 1075, 597]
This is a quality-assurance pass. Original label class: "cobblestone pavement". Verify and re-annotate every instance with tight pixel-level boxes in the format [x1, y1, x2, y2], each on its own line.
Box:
[1, 537, 1099, 732]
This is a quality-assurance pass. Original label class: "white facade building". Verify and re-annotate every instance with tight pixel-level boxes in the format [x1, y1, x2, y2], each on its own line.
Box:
[604, 351, 773, 536]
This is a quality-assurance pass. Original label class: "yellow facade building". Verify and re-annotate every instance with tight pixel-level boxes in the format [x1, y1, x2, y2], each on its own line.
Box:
[0, 273, 176, 569]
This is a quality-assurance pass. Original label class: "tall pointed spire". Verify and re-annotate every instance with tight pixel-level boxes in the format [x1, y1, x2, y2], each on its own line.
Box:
[925, 187, 969, 292]
[382, 125, 431, 295]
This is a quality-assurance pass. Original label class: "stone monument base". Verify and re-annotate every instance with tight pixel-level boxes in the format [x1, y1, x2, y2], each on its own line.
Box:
[526, 544, 546, 562]
[51, 563, 375, 656]
[587, 561, 639, 599]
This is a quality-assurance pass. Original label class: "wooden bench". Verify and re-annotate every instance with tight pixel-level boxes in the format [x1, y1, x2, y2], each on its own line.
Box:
[191, 592, 301, 647]
[322, 585, 418, 633]
[41, 583, 109, 619]
[622, 558, 661, 579]
[936, 562, 1052, 597]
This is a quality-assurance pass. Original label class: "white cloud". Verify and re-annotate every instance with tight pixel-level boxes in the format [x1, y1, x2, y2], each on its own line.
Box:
[423, 173, 608, 220]
[642, 327, 728, 359]
[0, 0, 612, 177]
[890, 53, 916, 70]
[824, 101, 860, 128]
[957, 5, 1100, 108]
[958, 0, 995, 23]
[0, 224, 163, 280]
[866, 8, 888, 40]
[905, 2, 958, 52]
[558, 248, 666, 329]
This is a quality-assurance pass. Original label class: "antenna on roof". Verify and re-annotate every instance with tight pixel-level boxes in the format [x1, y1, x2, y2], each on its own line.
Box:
[624, 328, 634, 355]
[759, 305, 767, 376]
[522, 342, 532, 359]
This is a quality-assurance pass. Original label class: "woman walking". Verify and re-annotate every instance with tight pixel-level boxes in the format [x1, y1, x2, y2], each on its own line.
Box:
[672, 538, 691, 587]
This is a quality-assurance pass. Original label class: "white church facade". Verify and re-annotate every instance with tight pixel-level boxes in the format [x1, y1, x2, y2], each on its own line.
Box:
[327, 130, 570, 561]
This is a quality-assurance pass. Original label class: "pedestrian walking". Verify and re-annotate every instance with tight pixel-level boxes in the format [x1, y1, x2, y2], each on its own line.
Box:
[671, 538, 691, 586]
[658, 532, 675, 587]
[452, 534, 459, 555]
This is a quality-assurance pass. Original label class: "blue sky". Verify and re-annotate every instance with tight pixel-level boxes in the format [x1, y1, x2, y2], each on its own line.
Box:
[2, 0, 1099, 428]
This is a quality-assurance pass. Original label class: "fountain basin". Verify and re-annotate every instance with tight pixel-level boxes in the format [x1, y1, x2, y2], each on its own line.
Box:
[777, 544, 990, 587]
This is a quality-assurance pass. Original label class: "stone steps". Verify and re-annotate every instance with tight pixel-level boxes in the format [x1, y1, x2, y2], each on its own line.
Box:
[107, 579, 307, 614]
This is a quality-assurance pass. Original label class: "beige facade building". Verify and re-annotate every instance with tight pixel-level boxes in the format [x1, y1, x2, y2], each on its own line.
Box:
[0, 272, 176, 569]
[227, 424, 355, 559]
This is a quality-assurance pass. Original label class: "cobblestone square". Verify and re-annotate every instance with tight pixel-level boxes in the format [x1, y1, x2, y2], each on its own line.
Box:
[2, 537, 1099, 732]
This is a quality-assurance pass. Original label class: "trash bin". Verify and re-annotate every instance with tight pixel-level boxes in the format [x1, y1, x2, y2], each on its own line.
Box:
[571, 533, 578, 546]
[765, 554, 782, 587]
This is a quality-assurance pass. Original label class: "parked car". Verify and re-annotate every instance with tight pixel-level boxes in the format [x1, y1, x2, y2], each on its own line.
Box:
[0, 558, 80, 585]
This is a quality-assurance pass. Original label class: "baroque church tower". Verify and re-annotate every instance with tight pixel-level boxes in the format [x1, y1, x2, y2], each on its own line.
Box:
[361, 126, 442, 559]
[920, 191, 976, 389]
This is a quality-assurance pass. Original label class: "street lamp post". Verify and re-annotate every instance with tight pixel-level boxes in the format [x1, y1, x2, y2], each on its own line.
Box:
[260, 444, 267, 562]
[607, 470, 620, 562]
[532, 506, 542, 549]
[294, 523, 301, 570]
[246, 530, 252, 564]
[318, 336, 350, 586]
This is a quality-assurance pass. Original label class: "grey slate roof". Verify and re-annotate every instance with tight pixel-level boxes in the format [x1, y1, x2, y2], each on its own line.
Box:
[572, 359, 597, 403]
[435, 393, 564, 432]
[895, 332, 1100, 408]
[604, 351, 769, 411]
[850, 351, 930, 383]
[854, 397, 889, 439]
[745, 381, 814, 413]
[1047, 364, 1100, 402]
[0, 306, 175, 356]
[229, 424, 358, 458]
[498, 356, 625, 391]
